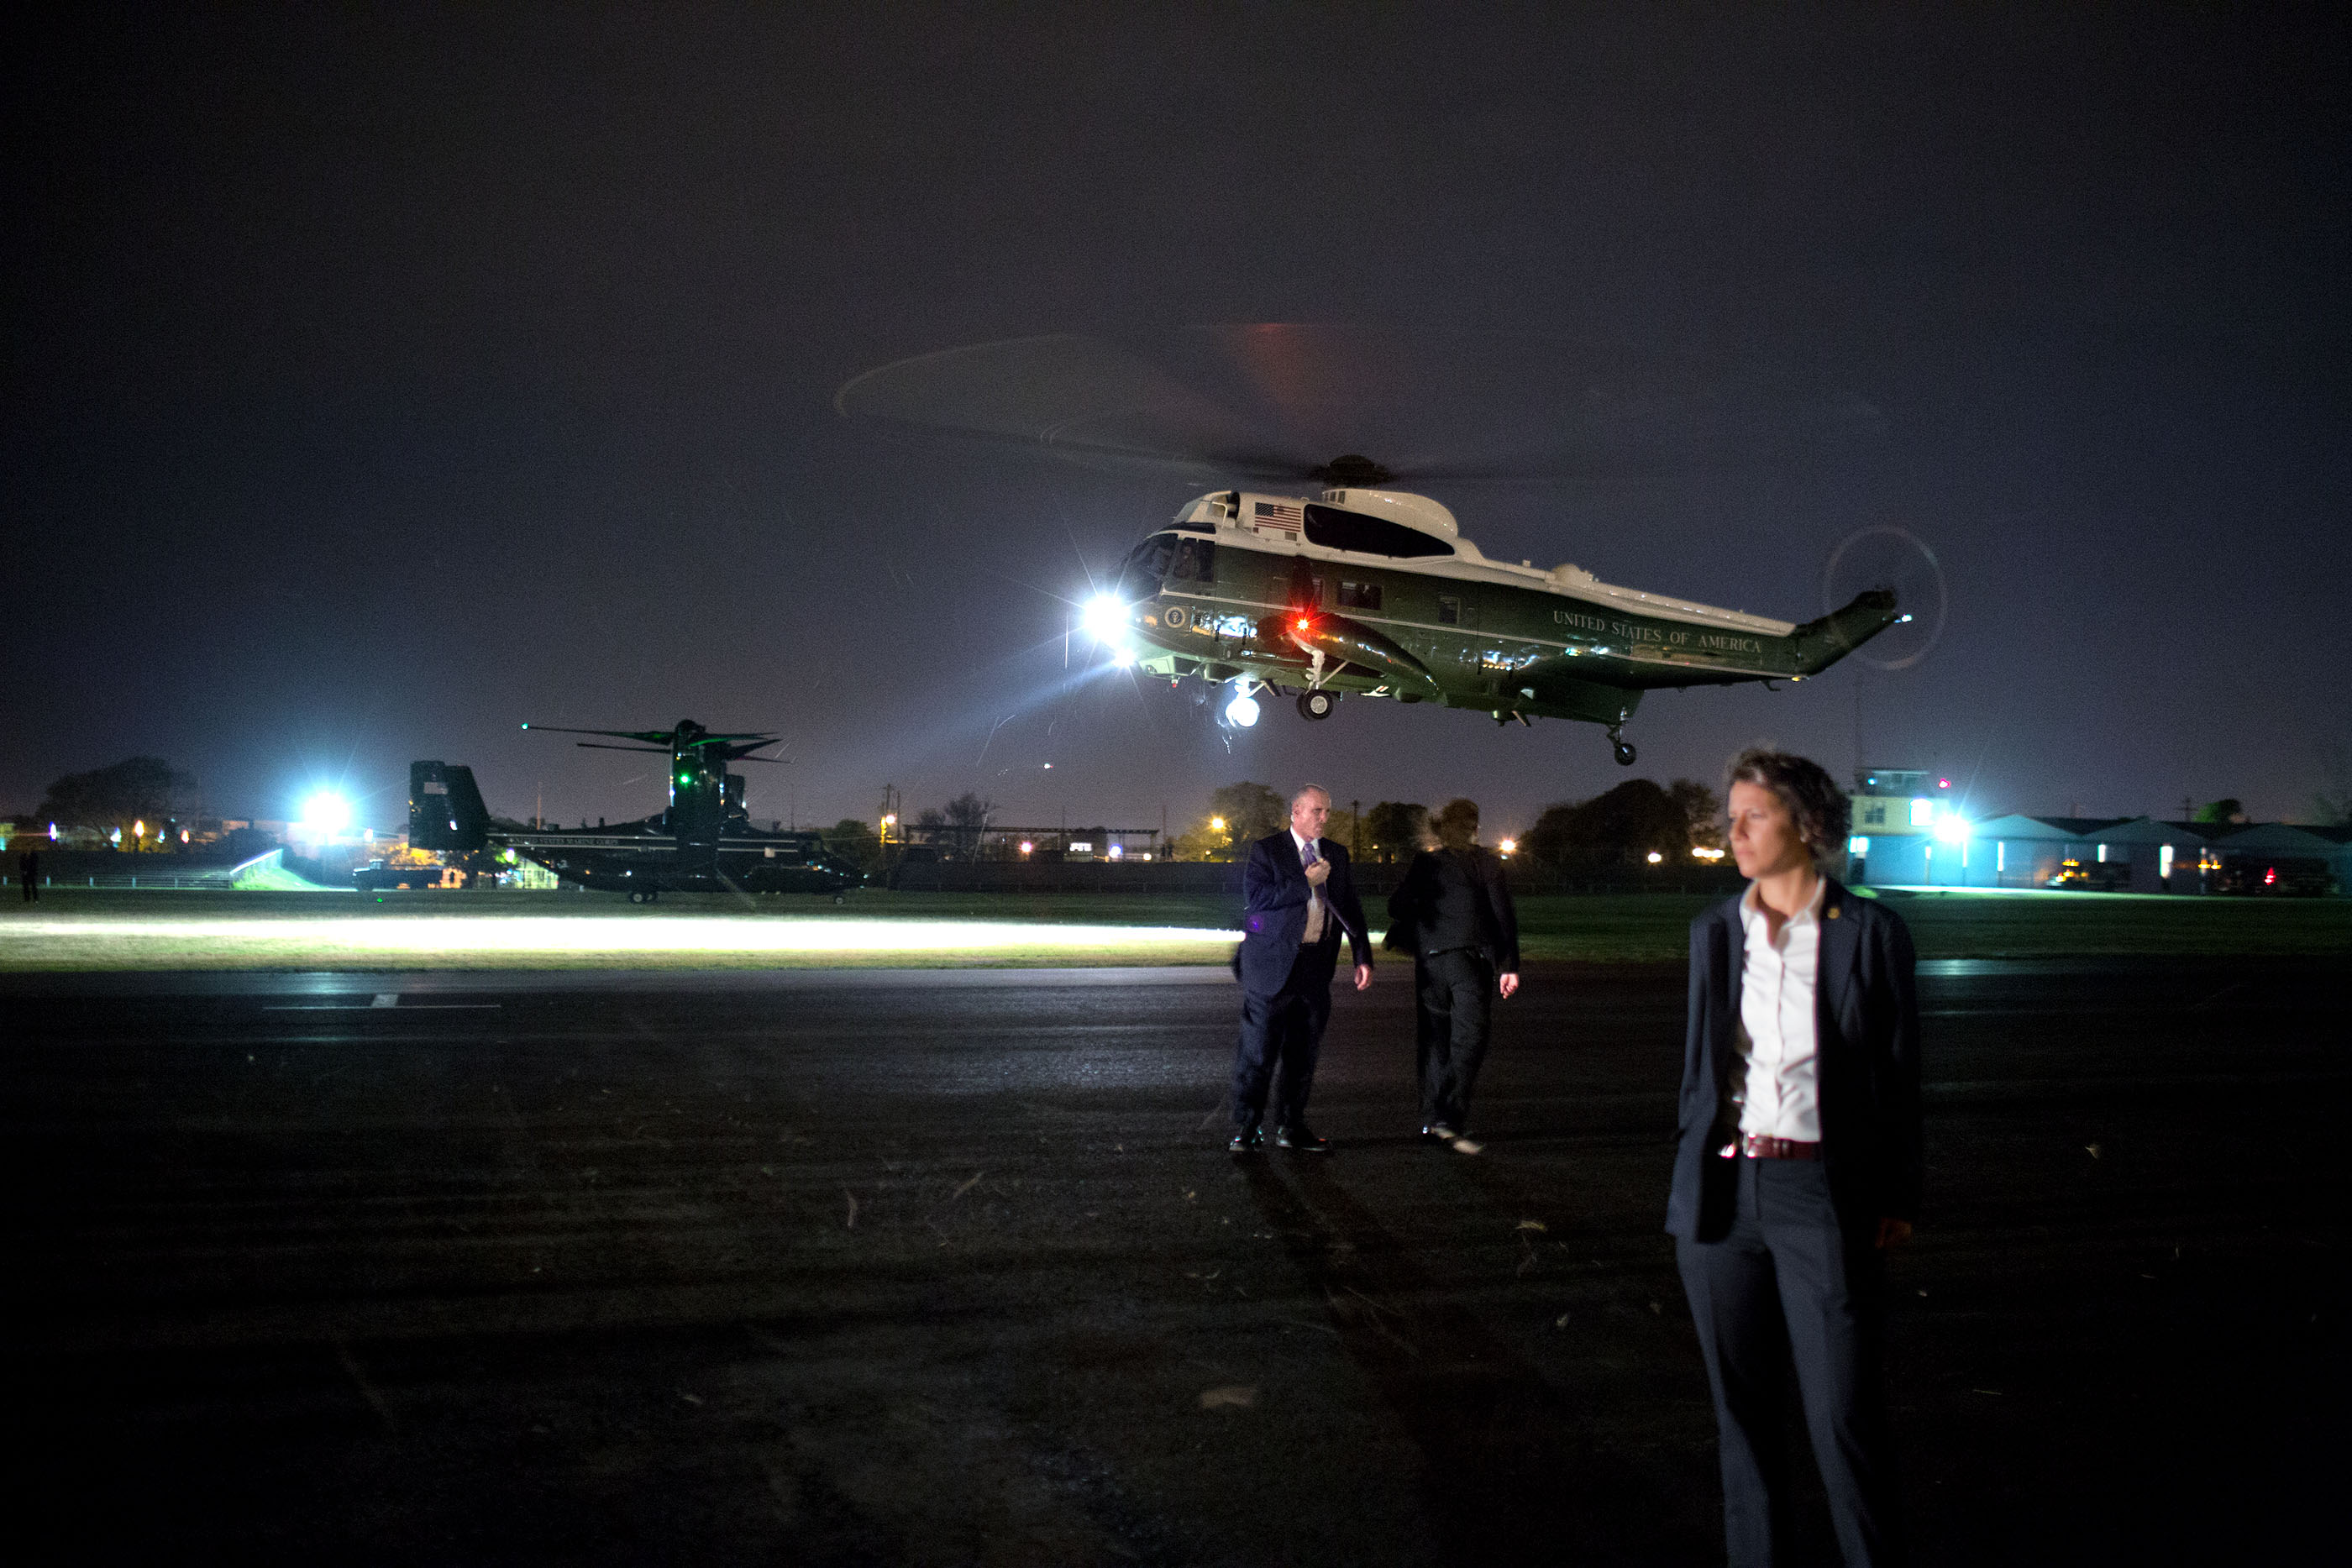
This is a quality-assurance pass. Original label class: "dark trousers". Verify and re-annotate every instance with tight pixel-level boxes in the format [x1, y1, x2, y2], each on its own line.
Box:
[1414, 948, 1492, 1128]
[1231, 945, 1335, 1131]
[1676, 1157, 1905, 1568]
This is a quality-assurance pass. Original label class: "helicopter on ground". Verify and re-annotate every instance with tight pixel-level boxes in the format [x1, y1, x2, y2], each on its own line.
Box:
[837, 330, 1918, 763]
[408, 720, 865, 901]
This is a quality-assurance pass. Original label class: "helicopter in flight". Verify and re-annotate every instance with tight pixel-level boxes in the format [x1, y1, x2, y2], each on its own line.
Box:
[409, 719, 864, 901]
[1077, 457, 1901, 763]
[837, 328, 1922, 764]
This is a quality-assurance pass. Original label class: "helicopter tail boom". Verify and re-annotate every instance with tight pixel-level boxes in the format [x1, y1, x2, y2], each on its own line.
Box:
[1789, 589, 1903, 676]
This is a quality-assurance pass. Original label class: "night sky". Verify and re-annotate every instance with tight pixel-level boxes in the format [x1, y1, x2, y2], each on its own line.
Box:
[8, 7, 2347, 841]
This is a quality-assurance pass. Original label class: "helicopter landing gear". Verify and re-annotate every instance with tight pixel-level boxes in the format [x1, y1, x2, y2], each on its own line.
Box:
[1297, 690, 1336, 721]
[627, 889, 659, 905]
[1607, 724, 1636, 767]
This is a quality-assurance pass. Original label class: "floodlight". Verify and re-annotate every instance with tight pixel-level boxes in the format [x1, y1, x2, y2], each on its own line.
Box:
[1934, 814, 1971, 845]
[302, 791, 350, 832]
[1224, 693, 1261, 727]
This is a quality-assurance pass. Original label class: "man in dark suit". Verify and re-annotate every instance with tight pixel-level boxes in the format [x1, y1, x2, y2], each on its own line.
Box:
[1230, 784, 1373, 1153]
[1384, 798, 1520, 1153]
[1667, 749, 1919, 1568]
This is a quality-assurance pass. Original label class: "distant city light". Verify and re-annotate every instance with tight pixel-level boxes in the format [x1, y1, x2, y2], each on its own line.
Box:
[1107, 843, 1125, 860]
[1210, 816, 1226, 832]
[1646, 850, 1663, 864]
[1691, 846, 1726, 860]
[1498, 837, 1516, 856]
[302, 792, 350, 832]
[1018, 840, 1034, 856]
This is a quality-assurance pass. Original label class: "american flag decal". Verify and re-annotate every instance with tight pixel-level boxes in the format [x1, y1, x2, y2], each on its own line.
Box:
[1254, 501, 1303, 530]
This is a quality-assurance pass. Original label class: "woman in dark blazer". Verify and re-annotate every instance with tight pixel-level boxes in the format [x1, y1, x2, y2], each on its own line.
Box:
[1667, 749, 1919, 1568]
[1385, 798, 1519, 1153]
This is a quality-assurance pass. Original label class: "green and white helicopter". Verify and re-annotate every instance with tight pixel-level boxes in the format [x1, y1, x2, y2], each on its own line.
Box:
[1081, 454, 1902, 764]
[841, 328, 1926, 764]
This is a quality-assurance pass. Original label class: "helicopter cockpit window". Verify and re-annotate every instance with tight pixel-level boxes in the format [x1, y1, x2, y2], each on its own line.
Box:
[1302, 504, 1453, 559]
[1171, 538, 1216, 584]
[1118, 532, 1179, 600]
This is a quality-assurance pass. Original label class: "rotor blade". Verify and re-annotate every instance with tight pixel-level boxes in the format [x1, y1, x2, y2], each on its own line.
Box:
[836, 333, 1315, 481]
[523, 724, 681, 745]
[573, 742, 673, 754]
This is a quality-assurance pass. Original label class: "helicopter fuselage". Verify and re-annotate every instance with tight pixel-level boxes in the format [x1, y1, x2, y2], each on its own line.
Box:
[1100, 488, 1900, 742]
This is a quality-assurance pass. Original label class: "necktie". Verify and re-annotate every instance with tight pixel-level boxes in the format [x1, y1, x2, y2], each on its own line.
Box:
[1301, 838, 1326, 945]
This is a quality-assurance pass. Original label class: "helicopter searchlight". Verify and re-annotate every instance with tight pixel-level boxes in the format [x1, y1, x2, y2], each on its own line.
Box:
[1079, 594, 1127, 643]
[1223, 682, 1262, 727]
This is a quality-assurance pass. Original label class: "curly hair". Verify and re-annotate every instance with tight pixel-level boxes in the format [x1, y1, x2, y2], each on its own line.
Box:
[1725, 747, 1850, 862]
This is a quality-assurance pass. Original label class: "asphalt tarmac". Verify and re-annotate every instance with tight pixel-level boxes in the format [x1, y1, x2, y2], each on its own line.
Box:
[5, 957, 2344, 1566]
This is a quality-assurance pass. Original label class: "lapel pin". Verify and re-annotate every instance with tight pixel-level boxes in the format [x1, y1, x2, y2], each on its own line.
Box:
[1827, 905, 1841, 920]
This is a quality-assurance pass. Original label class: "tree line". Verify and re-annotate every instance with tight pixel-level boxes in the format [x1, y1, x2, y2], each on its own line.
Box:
[1157, 777, 1728, 869]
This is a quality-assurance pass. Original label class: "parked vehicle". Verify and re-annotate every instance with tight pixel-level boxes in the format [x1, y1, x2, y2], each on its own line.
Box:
[2213, 854, 2334, 897]
[2048, 857, 2130, 891]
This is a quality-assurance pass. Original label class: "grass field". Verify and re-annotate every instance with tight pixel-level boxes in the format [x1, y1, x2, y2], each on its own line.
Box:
[2, 884, 2346, 970]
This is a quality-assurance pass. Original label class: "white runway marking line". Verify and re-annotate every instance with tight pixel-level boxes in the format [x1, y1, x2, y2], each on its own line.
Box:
[260, 999, 503, 1011]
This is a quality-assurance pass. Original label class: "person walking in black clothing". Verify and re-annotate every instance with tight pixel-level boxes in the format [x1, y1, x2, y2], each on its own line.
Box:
[18, 847, 37, 902]
[1385, 799, 1519, 1154]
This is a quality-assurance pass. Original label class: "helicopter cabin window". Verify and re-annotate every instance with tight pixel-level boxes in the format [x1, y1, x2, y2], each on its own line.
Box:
[1438, 595, 1462, 626]
[1302, 503, 1453, 559]
[1170, 538, 1216, 583]
[1337, 580, 1382, 611]
[1117, 532, 1179, 600]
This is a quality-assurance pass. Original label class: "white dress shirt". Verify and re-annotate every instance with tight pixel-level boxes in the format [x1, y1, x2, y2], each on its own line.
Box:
[1731, 877, 1825, 1141]
[1291, 830, 1326, 946]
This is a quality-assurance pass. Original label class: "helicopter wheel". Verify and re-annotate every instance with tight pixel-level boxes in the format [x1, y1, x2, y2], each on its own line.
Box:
[627, 890, 645, 905]
[832, 893, 846, 905]
[1613, 741, 1637, 767]
[1297, 690, 1336, 721]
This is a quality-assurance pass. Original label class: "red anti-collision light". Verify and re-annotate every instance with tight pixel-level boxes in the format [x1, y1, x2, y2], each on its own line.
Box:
[1295, 616, 1313, 632]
